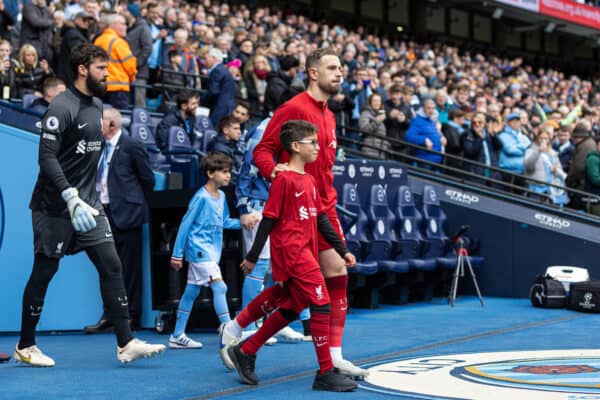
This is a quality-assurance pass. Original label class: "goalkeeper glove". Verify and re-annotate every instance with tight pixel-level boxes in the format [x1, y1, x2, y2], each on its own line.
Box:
[61, 188, 99, 233]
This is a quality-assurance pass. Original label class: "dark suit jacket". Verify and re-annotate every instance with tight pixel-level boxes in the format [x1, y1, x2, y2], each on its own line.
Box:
[204, 63, 236, 127]
[106, 132, 155, 230]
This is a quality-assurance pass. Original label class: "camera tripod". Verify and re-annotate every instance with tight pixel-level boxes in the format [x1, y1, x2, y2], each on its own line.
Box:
[448, 235, 484, 307]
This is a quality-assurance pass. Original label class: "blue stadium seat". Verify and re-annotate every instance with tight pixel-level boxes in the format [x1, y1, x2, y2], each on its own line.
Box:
[130, 123, 169, 171]
[421, 185, 449, 259]
[340, 183, 378, 275]
[22, 94, 40, 109]
[164, 126, 202, 188]
[367, 184, 409, 274]
[395, 186, 436, 272]
[132, 107, 151, 125]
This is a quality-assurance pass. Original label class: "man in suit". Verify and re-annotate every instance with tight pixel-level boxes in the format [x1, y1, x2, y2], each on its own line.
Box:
[84, 108, 155, 333]
[203, 48, 236, 127]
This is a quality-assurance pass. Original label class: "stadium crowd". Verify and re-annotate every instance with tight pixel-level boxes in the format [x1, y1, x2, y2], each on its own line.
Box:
[2, 0, 600, 211]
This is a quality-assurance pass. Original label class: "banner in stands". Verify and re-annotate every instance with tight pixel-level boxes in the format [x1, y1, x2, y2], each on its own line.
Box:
[495, 0, 539, 12]
[539, 0, 600, 30]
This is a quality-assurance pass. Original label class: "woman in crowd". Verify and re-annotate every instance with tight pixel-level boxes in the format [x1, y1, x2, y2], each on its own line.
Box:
[13, 44, 53, 98]
[243, 54, 270, 121]
[360, 93, 389, 158]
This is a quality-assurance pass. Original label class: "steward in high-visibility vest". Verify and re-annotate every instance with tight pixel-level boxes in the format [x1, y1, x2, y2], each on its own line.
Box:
[94, 16, 137, 101]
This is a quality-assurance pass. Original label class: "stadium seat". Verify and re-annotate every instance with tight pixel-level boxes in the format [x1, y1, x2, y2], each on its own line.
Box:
[340, 183, 379, 308]
[163, 126, 203, 188]
[366, 184, 409, 273]
[132, 107, 151, 125]
[130, 123, 170, 189]
[22, 94, 40, 109]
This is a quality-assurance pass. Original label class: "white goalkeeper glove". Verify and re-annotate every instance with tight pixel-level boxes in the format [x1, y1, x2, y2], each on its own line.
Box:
[61, 188, 99, 232]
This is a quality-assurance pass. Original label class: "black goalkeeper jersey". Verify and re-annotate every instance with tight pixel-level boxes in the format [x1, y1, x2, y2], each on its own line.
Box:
[29, 86, 104, 217]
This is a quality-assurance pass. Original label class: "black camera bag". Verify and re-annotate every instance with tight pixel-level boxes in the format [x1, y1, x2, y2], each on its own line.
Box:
[567, 281, 600, 313]
[529, 274, 566, 308]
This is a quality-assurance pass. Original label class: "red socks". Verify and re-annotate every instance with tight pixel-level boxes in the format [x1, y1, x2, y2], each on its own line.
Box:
[237, 284, 285, 328]
[310, 309, 334, 374]
[325, 275, 348, 348]
[241, 310, 288, 354]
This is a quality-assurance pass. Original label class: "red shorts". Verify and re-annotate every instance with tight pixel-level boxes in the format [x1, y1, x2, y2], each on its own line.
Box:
[317, 209, 345, 252]
[275, 250, 330, 313]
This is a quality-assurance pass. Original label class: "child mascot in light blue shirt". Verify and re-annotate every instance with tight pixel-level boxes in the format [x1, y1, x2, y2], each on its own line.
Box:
[169, 152, 251, 348]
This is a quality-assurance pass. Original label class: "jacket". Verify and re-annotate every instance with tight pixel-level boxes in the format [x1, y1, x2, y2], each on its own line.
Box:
[126, 18, 152, 80]
[56, 26, 89, 86]
[155, 108, 195, 151]
[254, 91, 338, 215]
[235, 118, 271, 215]
[20, 2, 53, 63]
[359, 107, 389, 159]
[204, 63, 236, 127]
[524, 145, 565, 187]
[94, 28, 137, 92]
[461, 128, 501, 177]
[264, 70, 291, 116]
[567, 137, 596, 190]
[553, 140, 575, 173]
[585, 151, 600, 196]
[405, 111, 443, 164]
[106, 133, 155, 229]
[207, 133, 244, 182]
[442, 120, 464, 170]
[497, 127, 531, 173]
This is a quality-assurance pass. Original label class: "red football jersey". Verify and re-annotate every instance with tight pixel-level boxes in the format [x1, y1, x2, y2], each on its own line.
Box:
[262, 170, 324, 282]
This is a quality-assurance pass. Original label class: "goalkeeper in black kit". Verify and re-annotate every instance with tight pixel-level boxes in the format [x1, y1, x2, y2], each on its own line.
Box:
[14, 43, 165, 367]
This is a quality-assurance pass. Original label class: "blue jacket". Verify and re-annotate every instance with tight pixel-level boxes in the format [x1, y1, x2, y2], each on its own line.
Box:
[204, 63, 236, 127]
[235, 118, 271, 215]
[405, 111, 443, 163]
[172, 187, 240, 263]
[497, 127, 531, 173]
[207, 133, 244, 182]
[155, 108, 195, 152]
[106, 133, 155, 230]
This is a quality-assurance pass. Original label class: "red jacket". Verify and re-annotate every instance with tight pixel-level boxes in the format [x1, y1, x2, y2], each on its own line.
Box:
[253, 91, 338, 214]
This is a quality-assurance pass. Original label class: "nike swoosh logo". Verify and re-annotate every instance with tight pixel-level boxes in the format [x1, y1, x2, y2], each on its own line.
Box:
[340, 306, 348, 311]
[15, 350, 31, 363]
[105, 232, 113, 238]
[295, 191, 305, 197]
[78, 123, 88, 129]
[315, 342, 326, 347]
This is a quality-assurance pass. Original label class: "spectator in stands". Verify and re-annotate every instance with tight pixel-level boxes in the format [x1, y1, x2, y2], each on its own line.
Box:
[203, 47, 236, 128]
[123, 2, 152, 108]
[328, 83, 354, 144]
[207, 115, 243, 183]
[264, 55, 298, 117]
[159, 48, 186, 106]
[0, 39, 14, 99]
[161, 28, 198, 88]
[0, 0, 14, 42]
[461, 112, 502, 185]
[55, 11, 93, 87]
[384, 84, 413, 154]
[244, 54, 271, 123]
[435, 89, 451, 125]
[146, 2, 168, 88]
[584, 138, 600, 215]
[524, 130, 568, 205]
[497, 112, 531, 175]
[19, 0, 54, 66]
[232, 101, 251, 134]
[156, 89, 198, 151]
[27, 77, 66, 114]
[94, 14, 137, 109]
[235, 38, 253, 69]
[13, 44, 53, 98]
[405, 98, 446, 165]
[348, 67, 373, 147]
[552, 122, 575, 173]
[442, 108, 465, 172]
[567, 122, 596, 208]
[359, 93, 389, 159]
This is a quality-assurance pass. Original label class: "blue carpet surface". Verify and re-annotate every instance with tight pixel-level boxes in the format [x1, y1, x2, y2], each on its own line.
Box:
[0, 297, 595, 399]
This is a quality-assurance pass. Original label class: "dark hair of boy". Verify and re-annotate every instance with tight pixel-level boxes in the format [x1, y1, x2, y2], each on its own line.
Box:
[201, 152, 233, 174]
[218, 115, 241, 133]
[168, 49, 180, 59]
[176, 89, 199, 108]
[279, 120, 318, 154]
[70, 44, 108, 75]
[234, 100, 249, 111]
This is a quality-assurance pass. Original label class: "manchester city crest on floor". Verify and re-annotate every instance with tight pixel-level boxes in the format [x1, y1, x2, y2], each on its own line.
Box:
[360, 350, 600, 400]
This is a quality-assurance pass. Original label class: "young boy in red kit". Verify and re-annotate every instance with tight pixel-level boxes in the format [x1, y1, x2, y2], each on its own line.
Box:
[226, 120, 358, 392]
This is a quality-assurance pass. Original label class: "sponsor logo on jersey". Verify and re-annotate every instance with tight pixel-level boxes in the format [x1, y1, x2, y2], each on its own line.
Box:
[76, 140, 86, 154]
[299, 206, 309, 220]
[76, 140, 102, 154]
[55, 241, 64, 254]
[42, 133, 56, 141]
[361, 350, 600, 399]
[315, 285, 324, 301]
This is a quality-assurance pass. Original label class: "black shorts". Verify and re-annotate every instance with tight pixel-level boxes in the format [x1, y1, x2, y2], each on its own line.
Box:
[32, 210, 114, 258]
